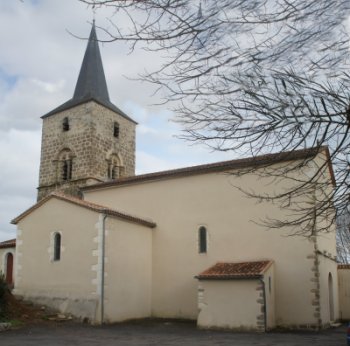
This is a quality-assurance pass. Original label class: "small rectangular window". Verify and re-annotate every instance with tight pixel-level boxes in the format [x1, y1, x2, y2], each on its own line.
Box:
[199, 227, 207, 253]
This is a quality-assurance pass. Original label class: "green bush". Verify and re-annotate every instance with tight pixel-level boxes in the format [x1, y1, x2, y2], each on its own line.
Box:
[0, 273, 8, 320]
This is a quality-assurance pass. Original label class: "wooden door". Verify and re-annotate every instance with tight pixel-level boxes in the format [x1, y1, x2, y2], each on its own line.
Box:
[5, 253, 13, 286]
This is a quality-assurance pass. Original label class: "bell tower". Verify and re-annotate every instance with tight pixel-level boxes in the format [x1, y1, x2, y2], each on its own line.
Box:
[37, 23, 136, 200]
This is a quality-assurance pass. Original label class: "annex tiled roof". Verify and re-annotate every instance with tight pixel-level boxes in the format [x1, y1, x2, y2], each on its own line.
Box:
[338, 264, 350, 269]
[197, 261, 273, 280]
[11, 192, 156, 229]
[0, 238, 16, 249]
[82, 146, 334, 192]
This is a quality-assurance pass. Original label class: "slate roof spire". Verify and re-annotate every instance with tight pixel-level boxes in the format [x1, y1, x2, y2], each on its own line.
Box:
[73, 20, 110, 102]
[42, 22, 135, 123]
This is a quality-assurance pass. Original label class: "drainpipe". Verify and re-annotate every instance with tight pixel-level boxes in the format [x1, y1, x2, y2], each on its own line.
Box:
[100, 212, 108, 324]
[258, 277, 267, 332]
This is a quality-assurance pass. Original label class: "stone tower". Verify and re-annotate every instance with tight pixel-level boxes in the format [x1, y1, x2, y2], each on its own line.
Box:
[37, 23, 136, 200]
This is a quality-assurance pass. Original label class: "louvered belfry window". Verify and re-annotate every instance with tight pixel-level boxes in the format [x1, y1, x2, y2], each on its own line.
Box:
[113, 122, 119, 138]
[63, 117, 70, 131]
[62, 160, 72, 181]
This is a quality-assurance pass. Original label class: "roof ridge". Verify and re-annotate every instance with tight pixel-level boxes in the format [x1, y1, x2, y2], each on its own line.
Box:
[83, 146, 332, 192]
[12, 192, 156, 228]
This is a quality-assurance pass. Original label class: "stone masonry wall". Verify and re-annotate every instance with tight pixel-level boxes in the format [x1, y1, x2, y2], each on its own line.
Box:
[37, 101, 135, 200]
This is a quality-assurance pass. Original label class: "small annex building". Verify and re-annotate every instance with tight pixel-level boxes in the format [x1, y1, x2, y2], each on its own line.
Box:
[196, 261, 275, 330]
[0, 239, 16, 287]
[6, 23, 341, 331]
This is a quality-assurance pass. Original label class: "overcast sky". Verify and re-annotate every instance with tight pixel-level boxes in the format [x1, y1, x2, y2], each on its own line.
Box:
[0, 0, 235, 241]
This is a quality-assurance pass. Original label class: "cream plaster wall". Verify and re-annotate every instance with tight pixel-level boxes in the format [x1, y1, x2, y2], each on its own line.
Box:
[84, 158, 331, 327]
[14, 198, 101, 321]
[103, 217, 152, 322]
[311, 156, 339, 327]
[197, 280, 261, 331]
[338, 268, 350, 320]
[14, 197, 153, 323]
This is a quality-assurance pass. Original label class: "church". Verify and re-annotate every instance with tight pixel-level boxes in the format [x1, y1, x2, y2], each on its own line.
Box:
[2, 23, 343, 330]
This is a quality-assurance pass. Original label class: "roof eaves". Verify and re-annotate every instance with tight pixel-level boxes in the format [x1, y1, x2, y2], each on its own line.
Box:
[11, 194, 52, 225]
[48, 193, 156, 228]
[41, 98, 137, 124]
[0, 239, 16, 249]
[83, 146, 329, 192]
[11, 192, 156, 229]
[338, 264, 350, 269]
[195, 274, 263, 281]
[196, 260, 274, 281]
[321, 146, 336, 187]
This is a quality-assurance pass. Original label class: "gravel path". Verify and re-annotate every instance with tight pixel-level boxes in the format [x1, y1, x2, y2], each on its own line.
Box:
[0, 320, 345, 346]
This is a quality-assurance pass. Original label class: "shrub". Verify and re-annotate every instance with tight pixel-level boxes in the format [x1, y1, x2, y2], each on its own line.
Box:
[0, 273, 8, 320]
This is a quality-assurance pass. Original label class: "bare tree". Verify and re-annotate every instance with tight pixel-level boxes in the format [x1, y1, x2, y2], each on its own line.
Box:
[79, 0, 350, 237]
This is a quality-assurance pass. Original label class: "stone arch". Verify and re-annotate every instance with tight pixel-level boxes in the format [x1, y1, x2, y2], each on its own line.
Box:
[54, 148, 75, 182]
[106, 152, 125, 180]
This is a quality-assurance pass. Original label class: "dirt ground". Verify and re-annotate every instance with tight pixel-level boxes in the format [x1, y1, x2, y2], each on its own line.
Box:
[1, 291, 66, 325]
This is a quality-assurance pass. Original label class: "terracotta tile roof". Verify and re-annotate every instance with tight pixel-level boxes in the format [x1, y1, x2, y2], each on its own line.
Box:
[82, 146, 334, 192]
[197, 261, 273, 280]
[338, 264, 350, 269]
[11, 192, 156, 229]
[0, 238, 16, 249]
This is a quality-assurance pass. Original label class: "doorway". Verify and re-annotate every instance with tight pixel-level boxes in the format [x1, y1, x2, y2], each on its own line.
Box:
[5, 253, 13, 286]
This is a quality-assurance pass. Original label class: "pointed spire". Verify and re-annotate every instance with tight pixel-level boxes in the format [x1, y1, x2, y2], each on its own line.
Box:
[42, 23, 136, 123]
[73, 21, 110, 102]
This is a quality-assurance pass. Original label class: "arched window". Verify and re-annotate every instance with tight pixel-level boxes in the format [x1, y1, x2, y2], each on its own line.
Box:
[108, 163, 120, 180]
[62, 159, 72, 181]
[113, 122, 119, 138]
[110, 165, 118, 180]
[63, 117, 69, 131]
[56, 148, 74, 182]
[199, 226, 207, 253]
[53, 233, 61, 261]
[107, 153, 124, 180]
